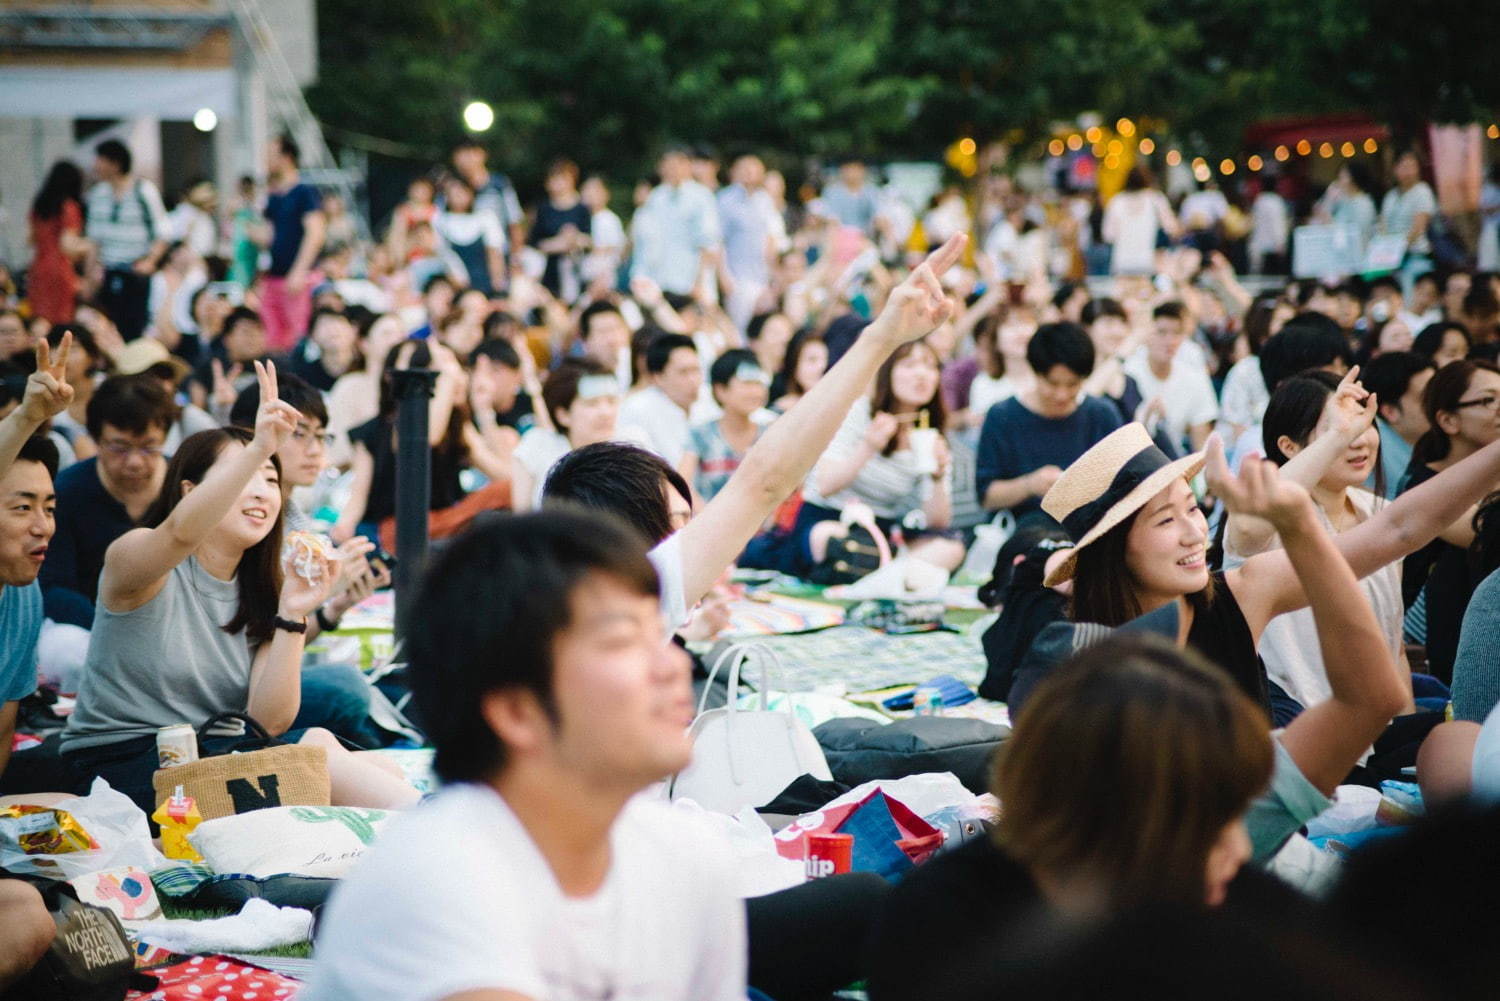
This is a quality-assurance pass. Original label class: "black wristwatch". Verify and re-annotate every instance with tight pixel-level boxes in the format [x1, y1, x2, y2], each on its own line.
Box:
[274, 615, 308, 634]
[315, 607, 341, 633]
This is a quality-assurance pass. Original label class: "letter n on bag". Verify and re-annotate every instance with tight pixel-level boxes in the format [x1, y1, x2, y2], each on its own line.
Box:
[226, 774, 282, 813]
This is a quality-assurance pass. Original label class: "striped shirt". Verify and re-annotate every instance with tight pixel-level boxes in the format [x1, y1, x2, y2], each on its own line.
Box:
[85, 178, 168, 267]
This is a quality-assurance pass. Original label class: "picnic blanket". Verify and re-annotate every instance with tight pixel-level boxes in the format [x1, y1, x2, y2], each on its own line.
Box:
[708, 625, 987, 694]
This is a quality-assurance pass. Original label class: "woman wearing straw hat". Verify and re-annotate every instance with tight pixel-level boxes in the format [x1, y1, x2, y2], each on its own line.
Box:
[1041, 418, 1500, 723]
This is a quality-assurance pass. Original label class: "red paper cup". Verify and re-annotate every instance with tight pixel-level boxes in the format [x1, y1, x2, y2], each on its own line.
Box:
[805, 832, 854, 879]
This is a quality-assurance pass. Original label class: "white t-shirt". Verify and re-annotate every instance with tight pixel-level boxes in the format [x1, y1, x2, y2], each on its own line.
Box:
[304, 784, 745, 1001]
[620, 386, 692, 468]
[1216, 355, 1269, 441]
[1103, 190, 1170, 275]
[649, 533, 688, 631]
[1225, 490, 1402, 716]
[1123, 342, 1219, 452]
[434, 209, 506, 251]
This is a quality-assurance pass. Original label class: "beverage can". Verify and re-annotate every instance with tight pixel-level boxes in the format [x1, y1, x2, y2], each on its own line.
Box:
[806, 832, 854, 880]
[913, 686, 945, 716]
[156, 724, 199, 769]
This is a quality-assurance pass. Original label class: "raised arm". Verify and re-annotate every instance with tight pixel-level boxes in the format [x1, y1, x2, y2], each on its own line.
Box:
[1231, 424, 1500, 630]
[1215, 457, 1406, 794]
[100, 362, 298, 608]
[1226, 368, 1376, 558]
[0, 335, 73, 476]
[674, 235, 966, 608]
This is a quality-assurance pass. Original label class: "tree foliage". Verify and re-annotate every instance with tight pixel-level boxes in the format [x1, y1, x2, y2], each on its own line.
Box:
[307, 0, 1500, 184]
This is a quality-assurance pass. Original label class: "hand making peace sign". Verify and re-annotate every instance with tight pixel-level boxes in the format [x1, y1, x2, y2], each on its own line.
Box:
[250, 359, 301, 456]
[20, 332, 76, 425]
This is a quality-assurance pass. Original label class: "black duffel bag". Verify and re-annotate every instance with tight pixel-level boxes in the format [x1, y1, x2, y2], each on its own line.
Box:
[813, 716, 1010, 795]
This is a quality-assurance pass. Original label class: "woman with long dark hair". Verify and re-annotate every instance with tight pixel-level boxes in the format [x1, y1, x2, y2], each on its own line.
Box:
[1223, 368, 1415, 727]
[794, 338, 963, 572]
[27, 161, 91, 325]
[334, 339, 510, 549]
[1032, 413, 1500, 794]
[1400, 359, 1500, 681]
[60, 363, 418, 812]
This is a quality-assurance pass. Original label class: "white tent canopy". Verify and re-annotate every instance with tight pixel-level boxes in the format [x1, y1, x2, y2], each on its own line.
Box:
[0, 67, 237, 119]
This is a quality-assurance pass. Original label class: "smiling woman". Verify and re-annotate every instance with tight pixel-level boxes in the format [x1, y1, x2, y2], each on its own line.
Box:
[58, 362, 419, 814]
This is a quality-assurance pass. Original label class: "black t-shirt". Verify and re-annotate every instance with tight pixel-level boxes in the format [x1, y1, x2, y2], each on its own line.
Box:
[347, 416, 465, 524]
[287, 336, 339, 392]
[528, 201, 591, 296]
[1188, 572, 1271, 716]
[867, 836, 1315, 1001]
[1400, 462, 1471, 682]
[493, 391, 535, 433]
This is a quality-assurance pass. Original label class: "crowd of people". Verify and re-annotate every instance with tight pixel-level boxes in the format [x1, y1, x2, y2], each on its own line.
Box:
[3, 129, 1500, 998]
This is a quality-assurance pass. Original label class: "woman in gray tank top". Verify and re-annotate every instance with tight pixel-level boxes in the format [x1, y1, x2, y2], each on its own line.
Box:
[62, 362, 419, 813]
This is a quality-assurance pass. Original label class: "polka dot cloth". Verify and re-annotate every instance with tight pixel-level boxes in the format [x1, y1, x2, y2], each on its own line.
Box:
[127, 956, 302, 1000]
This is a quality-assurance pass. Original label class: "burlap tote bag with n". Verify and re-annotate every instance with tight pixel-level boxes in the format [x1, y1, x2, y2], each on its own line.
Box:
[151, 712, 331, 820]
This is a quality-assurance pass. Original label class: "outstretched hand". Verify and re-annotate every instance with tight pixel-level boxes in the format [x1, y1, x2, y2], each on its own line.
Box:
[872, 234, 966, 346]
[20, 333, 75, 424]
[1204, 434, 1313, 529]
[251, 360, 300, 456]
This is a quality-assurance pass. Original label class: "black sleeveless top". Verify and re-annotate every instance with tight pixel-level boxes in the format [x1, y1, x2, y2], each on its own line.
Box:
[1186, 572, 1271, 716]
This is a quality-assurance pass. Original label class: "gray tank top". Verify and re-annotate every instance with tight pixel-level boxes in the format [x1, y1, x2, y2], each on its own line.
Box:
[62, 556, 253, 752]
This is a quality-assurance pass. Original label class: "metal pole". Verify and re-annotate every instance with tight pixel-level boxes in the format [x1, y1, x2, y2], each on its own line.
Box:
[391, 367, 437, 641]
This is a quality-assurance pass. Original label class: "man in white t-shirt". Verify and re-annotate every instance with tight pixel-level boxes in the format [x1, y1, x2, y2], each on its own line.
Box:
[304, 509, 744, 1001]
[1123, 301, 1218, 454]
[544, 235, 971, 631]
[619, 333, 701, 467]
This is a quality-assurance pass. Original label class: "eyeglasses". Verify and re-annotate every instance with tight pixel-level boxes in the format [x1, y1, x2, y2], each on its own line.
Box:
[290, 426, 335, 448]
[1454, 395, 1500, 413]
[100, 441, 165, 459]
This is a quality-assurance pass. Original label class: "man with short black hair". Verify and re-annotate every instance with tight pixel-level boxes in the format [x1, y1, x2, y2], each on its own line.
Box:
[577, 300, 633, 385]
[85, 139, 169, 340]
[0, 347, 67, 987]
[189, 305, 271, 416]
[305, 509, 746, 1001]
[976, 322, 1123, 518]
[40, 375, 176, 627]
[288, 307, 357, 392]
[470, 339, 536, 437]
[619, 333, 701, 466]
[632, 147, 721, 298]
[1123, 301, 1218, 453]
[0, 337, 72, 776]
[1361, 351, 1436, 498]
[259, 134, 326, 354]
[451, 139, 526, 259]
[1229, 313, 1353, 469]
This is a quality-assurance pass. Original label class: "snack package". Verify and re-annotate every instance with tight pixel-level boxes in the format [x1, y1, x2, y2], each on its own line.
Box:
[0, 805, 98, 857]
[282, 531, 334, 584]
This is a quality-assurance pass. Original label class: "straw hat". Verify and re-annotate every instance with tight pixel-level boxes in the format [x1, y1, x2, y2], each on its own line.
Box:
[113, 338, 190, 383]
[1040, 423, 1207, 587]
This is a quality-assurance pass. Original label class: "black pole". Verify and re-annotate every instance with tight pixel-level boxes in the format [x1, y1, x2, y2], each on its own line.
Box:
[391, 367, 437, 641]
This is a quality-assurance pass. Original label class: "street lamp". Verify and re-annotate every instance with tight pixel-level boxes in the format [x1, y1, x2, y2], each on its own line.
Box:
[192, 108, 218, 132]
[463, 101, 495, 133]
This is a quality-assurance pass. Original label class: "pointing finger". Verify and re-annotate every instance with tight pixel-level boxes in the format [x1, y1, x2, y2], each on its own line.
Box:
[923, 233, 967, 278]
[35, 338, 49, 374]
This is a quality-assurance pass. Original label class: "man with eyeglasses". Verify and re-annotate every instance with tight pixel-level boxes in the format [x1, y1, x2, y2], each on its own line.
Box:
[40, 375, 176, 629]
